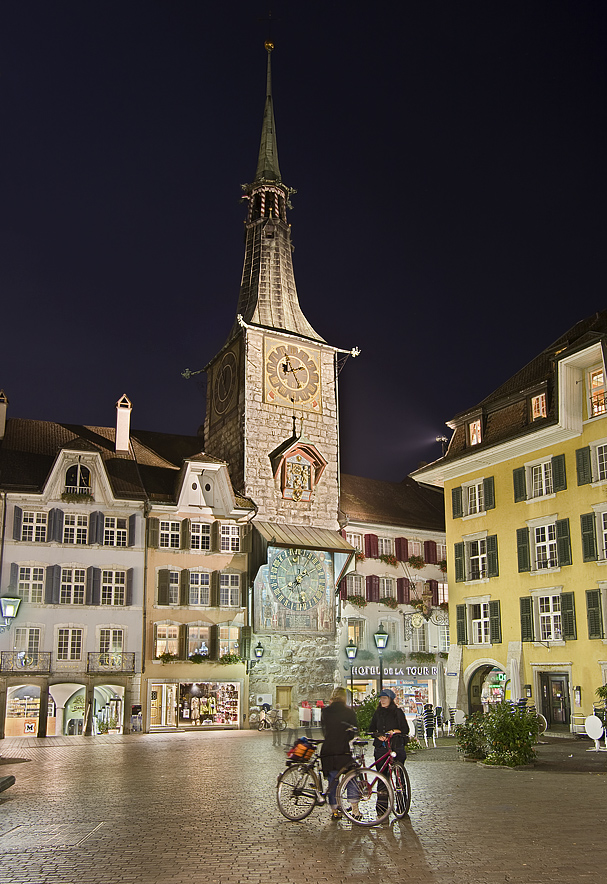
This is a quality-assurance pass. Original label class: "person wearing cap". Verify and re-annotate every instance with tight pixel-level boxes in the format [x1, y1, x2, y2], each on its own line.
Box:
[369, 689, 410, 819]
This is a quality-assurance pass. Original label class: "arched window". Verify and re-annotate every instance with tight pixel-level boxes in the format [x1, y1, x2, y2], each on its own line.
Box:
[65, 464, 91, 495]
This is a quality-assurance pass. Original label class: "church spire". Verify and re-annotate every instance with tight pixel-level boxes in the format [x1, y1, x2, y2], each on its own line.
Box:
[227, 42, 324, 343]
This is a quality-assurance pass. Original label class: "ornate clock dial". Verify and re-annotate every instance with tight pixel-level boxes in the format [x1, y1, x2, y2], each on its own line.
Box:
[268, 548, 326, 611]
[265, 342, 320, 408]
[212, 350, 238, 416]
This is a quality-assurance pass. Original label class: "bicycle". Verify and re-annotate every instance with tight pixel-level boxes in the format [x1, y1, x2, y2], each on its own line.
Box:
[276, 737, 394, 826]
[258, 707, 287, 732]
[370, 733, 411, 818]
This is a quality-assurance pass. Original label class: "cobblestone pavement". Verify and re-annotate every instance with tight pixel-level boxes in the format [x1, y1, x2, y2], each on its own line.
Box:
[0, 729, 606, 884]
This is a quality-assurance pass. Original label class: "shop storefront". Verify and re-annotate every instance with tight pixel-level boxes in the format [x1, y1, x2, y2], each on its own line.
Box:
[348, 664, 443, 726]
[150, 680, 241, 730]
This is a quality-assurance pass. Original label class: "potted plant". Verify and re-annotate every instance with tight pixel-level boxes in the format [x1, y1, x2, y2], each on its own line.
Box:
[408, 555, 425, 570]
[157, 651, 177, 664]
[355, 550, 365, 563]
[379, 553, 398, 567]
[218, 653, 243, 665]
[379, 596, 398, 609]
[346, 595, 367, 608]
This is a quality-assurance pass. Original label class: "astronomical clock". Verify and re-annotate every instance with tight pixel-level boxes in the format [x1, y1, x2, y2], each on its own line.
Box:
[264, 337, 322, 413]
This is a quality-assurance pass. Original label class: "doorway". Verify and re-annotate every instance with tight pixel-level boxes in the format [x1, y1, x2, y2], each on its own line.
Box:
[539, 673, 570, 729]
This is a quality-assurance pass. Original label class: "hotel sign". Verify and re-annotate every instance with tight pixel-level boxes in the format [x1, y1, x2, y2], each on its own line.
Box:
[351, 665, 438, 678]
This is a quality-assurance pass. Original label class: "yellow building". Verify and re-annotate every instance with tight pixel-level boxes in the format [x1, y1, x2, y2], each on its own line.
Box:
[414, 311, 607, 732]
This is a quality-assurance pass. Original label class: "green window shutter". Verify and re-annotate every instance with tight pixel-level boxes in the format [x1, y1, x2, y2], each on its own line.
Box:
[580, 513, 598, 562]
[180, 569, 190, 605]
[520, 597, 534, 642]
[211, 522, 220, 552]
[157, 569, 169, 605]
[179, 624, 187, 660]
[210, 571, 220, 607]
[452, 486, 463, 519]
[486, 534, 499, 578]
[551, 454, 567, 492]
[181, 519, 190, 550]
[240, 625, 252, 659]
[561, 591, 577, 640]
[456, 604, 467, 645]
[576, 446, 592, 486]
[586, 589, 604, 639]
[516, 527, 531, 572]
[210, 624, 220, 659]
[513, 467, 527, 502]
[483, 476, 495, 510]
[147, 517, 159, 549]
[454, 542, 465, 582]
[489, 599, 501, 643]
[556, 518, 572, 566]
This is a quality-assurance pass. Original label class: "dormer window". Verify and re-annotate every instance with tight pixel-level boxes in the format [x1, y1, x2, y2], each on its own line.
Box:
[589, 367, 607, 417]
[531, 392, 547, 420]
[65, 464, 91, 496]
[469, 419, 482, 446]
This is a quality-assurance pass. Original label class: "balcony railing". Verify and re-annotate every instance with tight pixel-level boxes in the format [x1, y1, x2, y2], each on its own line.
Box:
[87, 652, 135, 673]
[1, 651, 52, 674]
[591, 392, 607, 417]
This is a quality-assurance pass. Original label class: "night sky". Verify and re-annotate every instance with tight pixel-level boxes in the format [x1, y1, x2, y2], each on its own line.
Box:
[0, 2, 605, 482]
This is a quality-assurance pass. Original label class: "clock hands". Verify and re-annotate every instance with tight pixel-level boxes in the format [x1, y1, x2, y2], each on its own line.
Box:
[281, 356, 305, 389]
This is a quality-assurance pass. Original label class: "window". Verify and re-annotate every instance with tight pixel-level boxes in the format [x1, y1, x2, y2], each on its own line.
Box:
[65, 464, 91, 495]
[104, 516, 128, 547]
[17, 566, 44, 603]
[454, 535, 499, 582]
[345, 574, 364, 597]
[168, 571, 179, 605]
[451, 478, 495, 518]
[520, 591, 576, 642]
[101, 570, 126, 606]
[531, 392, 547, 420]
[469, 419, 482, 446]
[191, 523, 211, 551]
[63, 514, 88, 544]
[531, 462, 553, 498]
[456, 600, 501, 645]
[220, 525, 241, 552]
[438, 582, 448, 605]
[411, 623, 427, 652]
[57, 628, 83, 661]
[513, 455, 566, 502]
[188, 625, 210, 657]
[155, 625, 179, 657]
[346, 532, 363, 552]
[21, 512, 47, 543]
[467, 482, 484, 515]
[438, 624, 450, 653]
[539, 595, 562, 642]
[379, 577, 395, 598]
[189, 572, 210, 606]
[60, 568, 86, 604]
[409, 580, 424, 602]
[598, 445, 607, 481]
[220, 573, 240, 607]
[14, 627, 41, 657]
[100, 629, 123, 653]
[579, 509, 607, 563]
[586, 588, 606, 640]
[516, 519, 571, 572]
[348, 618, 365, 647]
[589, 367, 606, 417]
[384, 619, 399, 648]
[219, 625, 239, 656]
[409, 541, 422, 557]
[378, 537, 393, 556]
[160, 521, 181, 549]
[437, 543, 447, 561]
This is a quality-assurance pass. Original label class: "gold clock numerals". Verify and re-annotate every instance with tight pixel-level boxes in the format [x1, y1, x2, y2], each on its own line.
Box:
[264, 340, 321, 412]
[268, 548, 327, 611]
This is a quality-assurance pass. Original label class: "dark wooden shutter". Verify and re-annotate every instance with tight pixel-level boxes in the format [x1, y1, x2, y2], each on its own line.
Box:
[178, 625, 187, 661]
[210, 571, 220, 607]
[211, 521, 220, 552]
[240, 524, 252, 553]
[424, 540, 437, 564]
[454, 542, 465, 582]
[128, 514, 137, 547]
[86, 566, 101, 605]
[456, 604, 467, 645]
[452, 487, 463, 519]
[586, 589, 604, 639]
[556, 518, 572, 566]
[147, 517, 159, 549]
[397, 577, 410, 604]
[180, 569, 190, 605]
[48, 508, 64, 542]
[520, 597, 534, 642]
[12, 505, 22, 540]
[513, 467, 527, 502]
[240, 625, 252, 660]
[364, 534, 379, 558]
[339, 577, 348, 600]
[486, 535, 499, 578]
[576, 446, 592, 485]
[580, 513, 598, 562]
[210, 624, 220, 659]
[366, 575, 380, 602]
[551, 454, 567, 492]
[427, 579, 439, 606]
[45, 565, 61, 604]
[560, 591, 577, 640]
[89, 511, 104, 545]
[483, 476, 495, 510]
[157, 569, 170, 605]
[516, 528, 531, 572]
[126, 569, 133, 606]
[10, 561, 18, 591]
[489, 600, 501, 643]
[395, 537, 409, 561]
[181, 519, 190, 550]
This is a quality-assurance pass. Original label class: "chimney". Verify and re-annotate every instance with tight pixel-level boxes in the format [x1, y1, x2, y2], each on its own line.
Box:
[115, 394, 132, 453]
[0, 390, 7, 441]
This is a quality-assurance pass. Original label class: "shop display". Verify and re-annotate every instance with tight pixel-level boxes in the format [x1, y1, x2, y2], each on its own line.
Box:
[178, 682, 240, 727]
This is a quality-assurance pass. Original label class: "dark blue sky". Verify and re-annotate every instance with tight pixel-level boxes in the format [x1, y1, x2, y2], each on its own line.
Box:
[0, 2, 605, 481]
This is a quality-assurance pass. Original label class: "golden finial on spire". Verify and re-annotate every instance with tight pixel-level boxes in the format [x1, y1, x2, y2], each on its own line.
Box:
[265, 40, 274, 52]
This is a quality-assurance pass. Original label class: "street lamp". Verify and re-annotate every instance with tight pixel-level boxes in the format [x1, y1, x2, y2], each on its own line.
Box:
[0, 597, 21, 634]
[373, 623, 389, 693]
[345, 639, 357, 702]
[247, 642, 264, 674]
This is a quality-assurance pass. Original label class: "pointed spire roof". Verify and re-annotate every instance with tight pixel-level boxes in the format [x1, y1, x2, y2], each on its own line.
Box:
[254, 42, 281, 183]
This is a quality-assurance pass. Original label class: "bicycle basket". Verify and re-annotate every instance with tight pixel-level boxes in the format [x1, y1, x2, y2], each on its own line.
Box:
[287, 738, 316, 762]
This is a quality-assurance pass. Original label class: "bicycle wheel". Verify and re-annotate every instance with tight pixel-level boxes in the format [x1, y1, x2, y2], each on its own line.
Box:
[277, 718, 287, 731]
[276, 764, 319, 821]
[337, 767, 393, 826]
[391, 763, 411, 817]
[258, 719, 269, 731]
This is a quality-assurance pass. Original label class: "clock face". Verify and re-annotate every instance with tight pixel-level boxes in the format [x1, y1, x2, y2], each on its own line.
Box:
[264, 339, 321, 411]
[268, 548, 327, 611]
[212, 349, 238, 416]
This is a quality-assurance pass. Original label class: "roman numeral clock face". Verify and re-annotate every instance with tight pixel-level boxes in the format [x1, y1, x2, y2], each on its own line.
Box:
[269, 548, 326, 611]
[264, 339, 321, 412]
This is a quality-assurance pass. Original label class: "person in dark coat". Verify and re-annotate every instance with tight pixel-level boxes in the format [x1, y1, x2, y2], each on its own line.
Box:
[320, 687, 359, 819]
[368, 688, 410, 818]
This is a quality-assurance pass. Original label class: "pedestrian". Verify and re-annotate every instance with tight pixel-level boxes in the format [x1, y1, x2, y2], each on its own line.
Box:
[368, 688, 410, 819]
[272, 705, 283, 746]
[320, 687, 360, 820]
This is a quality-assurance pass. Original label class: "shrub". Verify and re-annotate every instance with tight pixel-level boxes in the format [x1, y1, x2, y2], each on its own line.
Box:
[379, 553, 398, 567]
[346, 595, 367, 608]
[217, 653, 242, 665]
[188, 653, 208, 664]
[455, 711, 487, 758]
[353, 692, 379, 736]
[379, 596, 398, 609]
[456, 703, 540, 766]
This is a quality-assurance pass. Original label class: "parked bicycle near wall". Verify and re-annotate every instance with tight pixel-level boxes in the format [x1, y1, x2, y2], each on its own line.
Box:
[258, 705, 287, 732]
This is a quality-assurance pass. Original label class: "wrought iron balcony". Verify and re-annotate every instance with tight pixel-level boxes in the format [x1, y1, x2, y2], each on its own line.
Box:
[87, 652, 135, 673]
[1, 651, 52, 674]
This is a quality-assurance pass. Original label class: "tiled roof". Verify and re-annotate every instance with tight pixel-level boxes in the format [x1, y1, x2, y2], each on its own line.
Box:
[340, 474, 445, 533]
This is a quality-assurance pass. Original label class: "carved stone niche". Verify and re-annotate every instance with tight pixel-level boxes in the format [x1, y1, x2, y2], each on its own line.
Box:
[269, 435, 327, 502]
